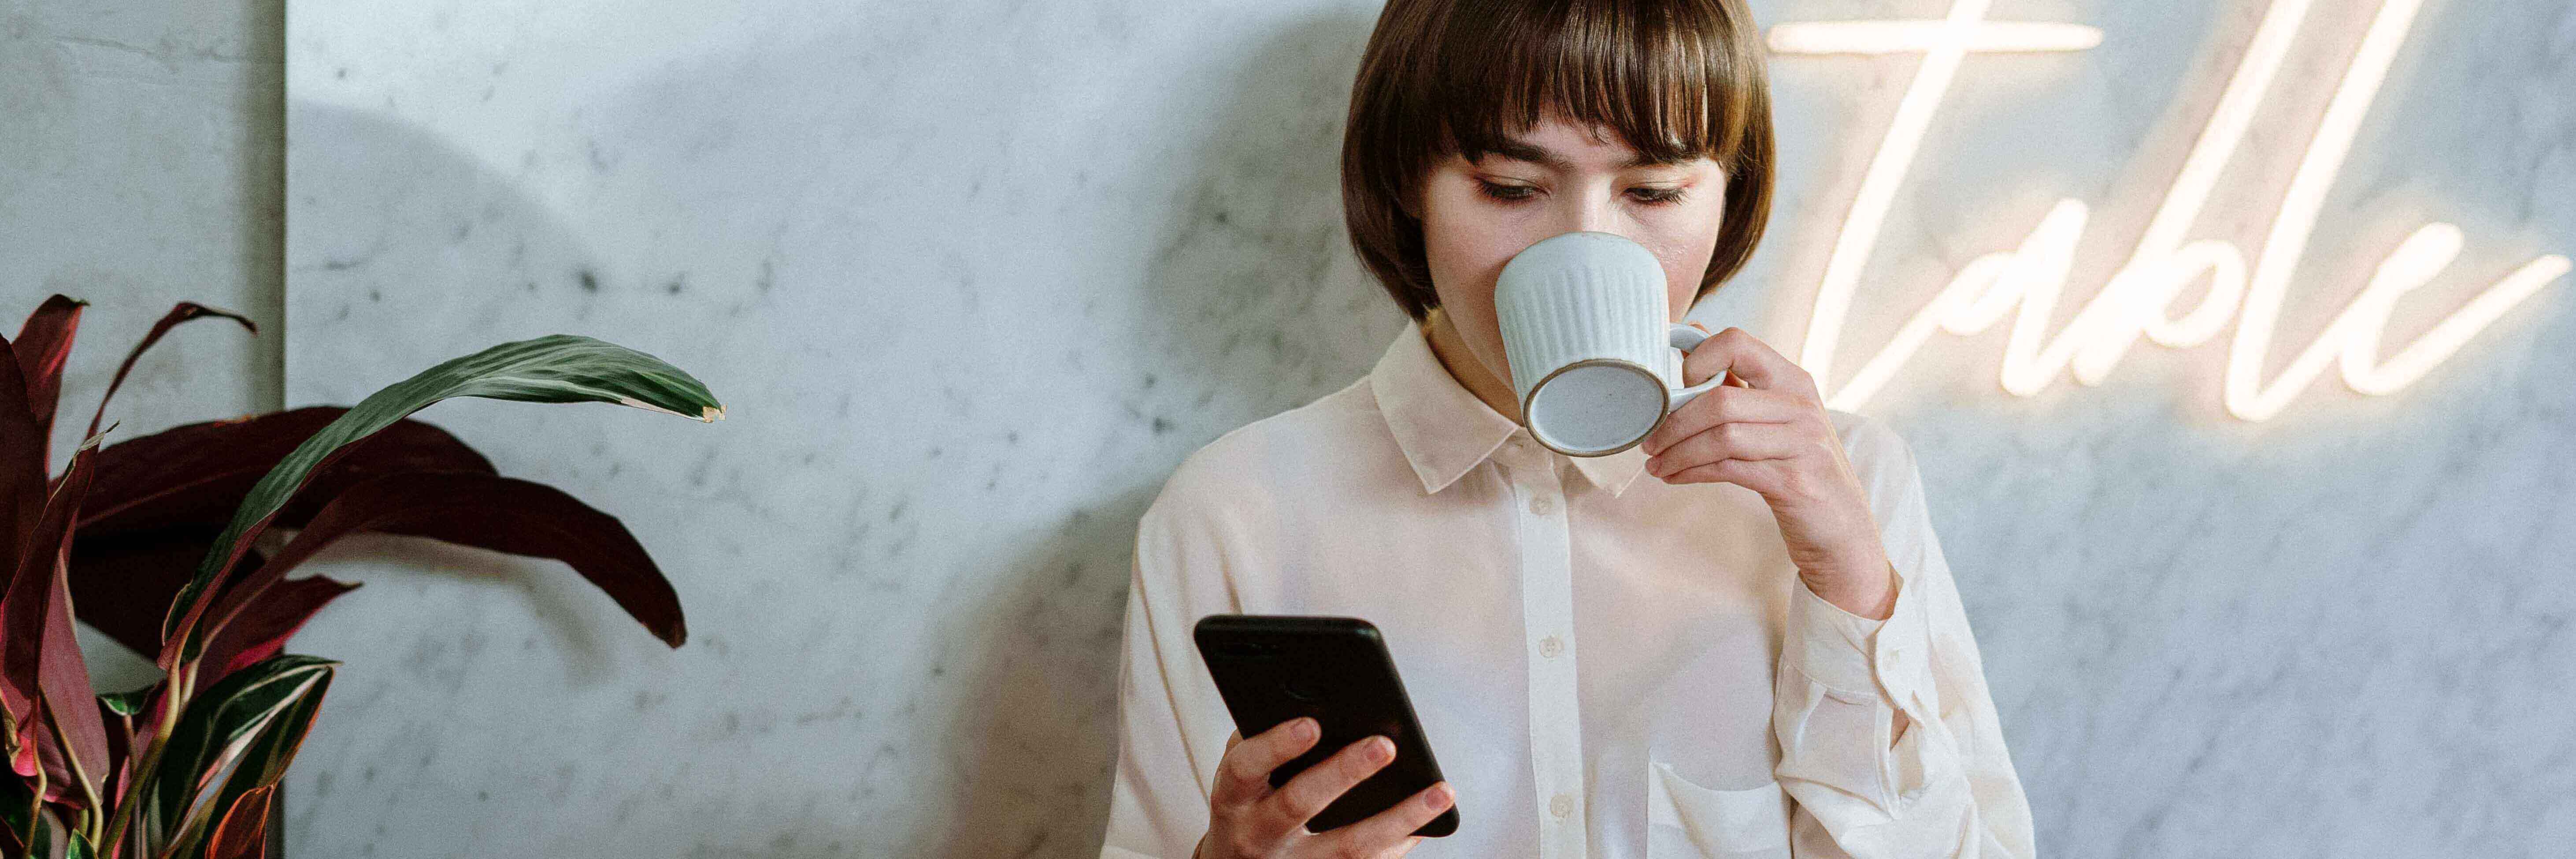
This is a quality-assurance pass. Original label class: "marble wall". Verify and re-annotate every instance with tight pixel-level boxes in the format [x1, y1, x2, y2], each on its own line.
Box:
[155, 0, 2576, 855]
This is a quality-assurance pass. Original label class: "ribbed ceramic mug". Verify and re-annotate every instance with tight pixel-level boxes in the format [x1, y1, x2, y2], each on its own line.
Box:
[1493, 231, 1724, 457]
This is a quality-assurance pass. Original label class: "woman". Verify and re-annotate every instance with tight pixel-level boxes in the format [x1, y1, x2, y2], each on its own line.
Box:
[1100, 0, 2033, 856]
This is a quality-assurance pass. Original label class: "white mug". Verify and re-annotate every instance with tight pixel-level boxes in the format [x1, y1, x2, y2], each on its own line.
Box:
[1492, 231, 1723, 457]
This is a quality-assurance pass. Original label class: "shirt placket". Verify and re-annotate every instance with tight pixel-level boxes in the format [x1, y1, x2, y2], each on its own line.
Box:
[1498, 432, 1585, 859]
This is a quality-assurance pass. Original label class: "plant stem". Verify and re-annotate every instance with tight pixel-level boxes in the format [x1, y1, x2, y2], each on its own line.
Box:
[45, 711, 106, 843]
[96, 659, 193, 859]
[28, 748, 46, 848]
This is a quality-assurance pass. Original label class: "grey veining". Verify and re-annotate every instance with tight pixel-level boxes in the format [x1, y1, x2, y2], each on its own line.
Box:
[267, 0, 2576, 856]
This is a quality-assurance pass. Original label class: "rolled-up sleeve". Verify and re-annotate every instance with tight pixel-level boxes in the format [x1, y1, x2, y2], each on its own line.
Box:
[1772, 424, 2035, 858]
[1099, 471, 1248, 859]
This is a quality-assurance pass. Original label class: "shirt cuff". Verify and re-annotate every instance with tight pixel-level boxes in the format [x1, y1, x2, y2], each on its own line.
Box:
[1784, 563, 1932, 706]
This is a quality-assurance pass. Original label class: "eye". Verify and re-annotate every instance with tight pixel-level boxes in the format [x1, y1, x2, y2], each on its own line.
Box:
[1473, 178, 1685, 205]
[1627, 186, 1686, 205]
[1475, 179, 1537, 203]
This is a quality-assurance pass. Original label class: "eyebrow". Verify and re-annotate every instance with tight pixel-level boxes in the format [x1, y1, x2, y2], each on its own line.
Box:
[1480, 137, 1684, 170]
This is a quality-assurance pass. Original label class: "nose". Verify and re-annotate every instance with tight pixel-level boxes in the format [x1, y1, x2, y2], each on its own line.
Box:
[1553, 185, 1625, 237]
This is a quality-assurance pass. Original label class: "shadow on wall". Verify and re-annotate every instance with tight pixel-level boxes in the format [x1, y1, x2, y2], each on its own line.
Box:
[281, 99, 670, 849]
[935, 8, 1398, 859]
[280, 5, 1399, 857]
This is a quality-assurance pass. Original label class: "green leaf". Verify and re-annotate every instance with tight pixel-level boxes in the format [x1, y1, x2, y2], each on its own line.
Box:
[65, 827, 96, 858]
[145, 655, 335, 849]
[163, 662, 330, 859]
[0, 770, 32, 853]
[99, 686, 156, 717]
[160, 334, 723, 662]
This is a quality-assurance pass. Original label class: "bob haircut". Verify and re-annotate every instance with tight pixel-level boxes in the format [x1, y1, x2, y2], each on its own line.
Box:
[1341, 0, 1776, 321]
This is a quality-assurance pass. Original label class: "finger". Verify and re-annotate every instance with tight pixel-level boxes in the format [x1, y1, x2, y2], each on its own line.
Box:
[1681, 327, 1821, 402]
[1694, 319, 1752, 388]
[1262, 735, 1397, 837]
[1641, 384, 1809, 456]
[1646, 420, 1816, 480]
[1315, 781, 1457, 855]
[1664, 456, 1788, 492]
[1213, 718, 1319, 809]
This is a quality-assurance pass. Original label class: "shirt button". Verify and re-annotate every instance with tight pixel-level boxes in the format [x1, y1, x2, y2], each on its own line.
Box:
[1528, 494, 1554, 515]
[1538, 635, 1564, 659]
[1549, 792, 1574, 818]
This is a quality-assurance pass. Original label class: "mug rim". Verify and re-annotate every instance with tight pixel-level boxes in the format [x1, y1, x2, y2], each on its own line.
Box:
[1520, 356, 1666, 458]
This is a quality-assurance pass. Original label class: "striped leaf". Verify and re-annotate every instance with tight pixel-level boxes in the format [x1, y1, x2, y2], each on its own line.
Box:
[162, 661, 330, 859]
[204, 784, 276, 859]
[159, 334, 723, 664]
[143, 655, 335, 848]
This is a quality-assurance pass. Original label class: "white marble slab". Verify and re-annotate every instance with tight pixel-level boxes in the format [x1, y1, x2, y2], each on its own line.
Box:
[4, 0, 286, 697]
[3, 0, 284, 470]
[280, 0, 2576, 855]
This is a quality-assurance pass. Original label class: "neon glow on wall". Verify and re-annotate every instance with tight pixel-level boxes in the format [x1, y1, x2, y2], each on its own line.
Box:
[1770, 0, 2572, 422]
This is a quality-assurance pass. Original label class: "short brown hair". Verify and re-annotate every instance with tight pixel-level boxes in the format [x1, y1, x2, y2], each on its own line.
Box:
[1341, 0, 1776, 320]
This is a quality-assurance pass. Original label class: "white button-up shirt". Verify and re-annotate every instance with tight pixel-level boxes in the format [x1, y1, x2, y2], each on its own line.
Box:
[1099, 323, 2034, 858]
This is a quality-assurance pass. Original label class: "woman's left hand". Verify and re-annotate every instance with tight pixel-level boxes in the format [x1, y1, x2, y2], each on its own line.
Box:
[1639, 324, 1898, 620]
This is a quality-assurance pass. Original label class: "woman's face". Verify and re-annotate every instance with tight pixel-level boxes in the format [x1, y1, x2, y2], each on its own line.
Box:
[1418, 106, 1729, 392]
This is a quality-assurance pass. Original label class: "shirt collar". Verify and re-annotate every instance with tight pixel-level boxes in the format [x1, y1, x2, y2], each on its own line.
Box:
[1369, 317, 1652, 498]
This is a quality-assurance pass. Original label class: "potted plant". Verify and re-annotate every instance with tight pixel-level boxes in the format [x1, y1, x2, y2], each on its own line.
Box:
[1, 295, 724, 857]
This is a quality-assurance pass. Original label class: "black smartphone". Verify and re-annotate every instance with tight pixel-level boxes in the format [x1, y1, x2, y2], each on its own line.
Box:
[1192, 614, 1458, 838]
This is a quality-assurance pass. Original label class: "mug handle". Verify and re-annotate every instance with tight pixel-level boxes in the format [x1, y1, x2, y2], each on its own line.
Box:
[1667, 323, 1726, 411]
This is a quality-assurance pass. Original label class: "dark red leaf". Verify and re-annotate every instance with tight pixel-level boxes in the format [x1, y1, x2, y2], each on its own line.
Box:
[1, 435, 110, 803]
[35, 533, 113, 808]
[207, 784, 277, 859]
[14, 295, 86, 463]
[66, 526, 259, 665]
[157, 335, 719, 674]
[0, 354, 58, 773]
[83, 301, 255, 441]
[196, 575, 360, 681]
[71, 406, 485, 671]
[1, 334, 45, 590]
[203, 471, 686, 650]
[80, 406, 497, 538]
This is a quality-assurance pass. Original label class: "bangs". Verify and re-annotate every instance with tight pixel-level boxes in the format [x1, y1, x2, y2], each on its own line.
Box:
[1429, 0, 1760, 167]
[1341, 0, 1777, 320]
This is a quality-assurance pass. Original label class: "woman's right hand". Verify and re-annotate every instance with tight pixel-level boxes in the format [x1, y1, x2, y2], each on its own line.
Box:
[1193, 717, 1457, 859]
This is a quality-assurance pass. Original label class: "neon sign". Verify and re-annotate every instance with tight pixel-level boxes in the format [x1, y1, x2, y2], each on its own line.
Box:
[1771, 0, 2572, 421]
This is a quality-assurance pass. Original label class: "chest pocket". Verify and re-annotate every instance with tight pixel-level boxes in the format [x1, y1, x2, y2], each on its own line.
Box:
[1646, 761, 1792, 858]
